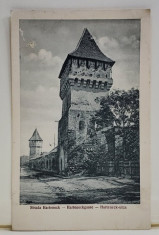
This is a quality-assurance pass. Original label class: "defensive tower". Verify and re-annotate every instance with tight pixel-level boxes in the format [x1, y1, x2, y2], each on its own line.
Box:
[29, 128, 43, 158]
[58, 28, 115, 172]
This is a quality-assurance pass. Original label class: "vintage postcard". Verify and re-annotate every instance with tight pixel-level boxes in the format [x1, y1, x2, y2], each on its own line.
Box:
[11, 9, 151, 230]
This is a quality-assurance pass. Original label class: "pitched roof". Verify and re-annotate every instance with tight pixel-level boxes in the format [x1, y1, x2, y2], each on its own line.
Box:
[29, 128, 43, 141]
[69, 28, 115, 64]
[49, 146, 58, 154]
[59, 28, 115, 78]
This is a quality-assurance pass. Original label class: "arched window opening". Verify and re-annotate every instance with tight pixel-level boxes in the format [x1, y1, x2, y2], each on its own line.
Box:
[92, 80, 96, 88]
[81, 79, 84, 85]
[98, 81, 102, 88]
[104, 82, 107, 88]
[46, 160, 48, 169]
[52, 159, 54, 170]
[79, 120, 85, 131]
[87, 79, 90, 85]
[49, 159, 52, 170]
[75, 78, 78, 83]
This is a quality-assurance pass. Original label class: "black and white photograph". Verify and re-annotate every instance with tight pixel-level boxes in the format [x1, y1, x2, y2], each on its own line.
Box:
[19, 19, 140, 205]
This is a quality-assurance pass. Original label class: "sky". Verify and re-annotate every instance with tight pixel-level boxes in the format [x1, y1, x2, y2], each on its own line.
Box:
[19, 19, 140, 155]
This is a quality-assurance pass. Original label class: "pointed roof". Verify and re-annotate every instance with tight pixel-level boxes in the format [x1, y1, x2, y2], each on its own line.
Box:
[69, 28, 114, 64]
[29, 128, 43, 141]
[59, 28, 115, 78]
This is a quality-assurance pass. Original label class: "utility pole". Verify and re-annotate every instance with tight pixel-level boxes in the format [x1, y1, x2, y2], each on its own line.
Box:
[54, 134, 55, 148]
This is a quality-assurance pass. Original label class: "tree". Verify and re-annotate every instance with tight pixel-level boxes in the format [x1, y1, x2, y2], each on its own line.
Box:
[67, 141, 108, 176]
[67, 89, 139, 176]
[95, 88, 139, 161]
[95, 88, 139, 129]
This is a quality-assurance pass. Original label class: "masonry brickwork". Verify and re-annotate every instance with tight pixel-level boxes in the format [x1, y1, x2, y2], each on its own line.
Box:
[58, 28, 115, 173]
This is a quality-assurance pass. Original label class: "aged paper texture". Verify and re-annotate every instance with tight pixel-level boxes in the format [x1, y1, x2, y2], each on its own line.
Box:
[11, 9, 151, 230]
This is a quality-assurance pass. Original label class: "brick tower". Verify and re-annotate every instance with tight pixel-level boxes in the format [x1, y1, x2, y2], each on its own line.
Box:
[58, 28, 115, 173]
[29, 128, 43, 159]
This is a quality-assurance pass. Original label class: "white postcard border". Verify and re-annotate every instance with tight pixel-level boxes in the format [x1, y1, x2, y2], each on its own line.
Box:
[11, 9, 151, 230]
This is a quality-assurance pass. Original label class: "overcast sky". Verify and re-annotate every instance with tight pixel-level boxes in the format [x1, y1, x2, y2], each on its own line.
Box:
[20, 19, 140, 155]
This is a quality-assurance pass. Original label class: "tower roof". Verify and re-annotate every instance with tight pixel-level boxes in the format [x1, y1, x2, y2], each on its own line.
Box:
[69, 28, 114, 64]
[29, 128, 43, 141]
[59, 28, 115, 78]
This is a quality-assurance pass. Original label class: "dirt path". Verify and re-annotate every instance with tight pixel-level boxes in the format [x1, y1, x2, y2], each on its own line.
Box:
[20, 167, 140, 204]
